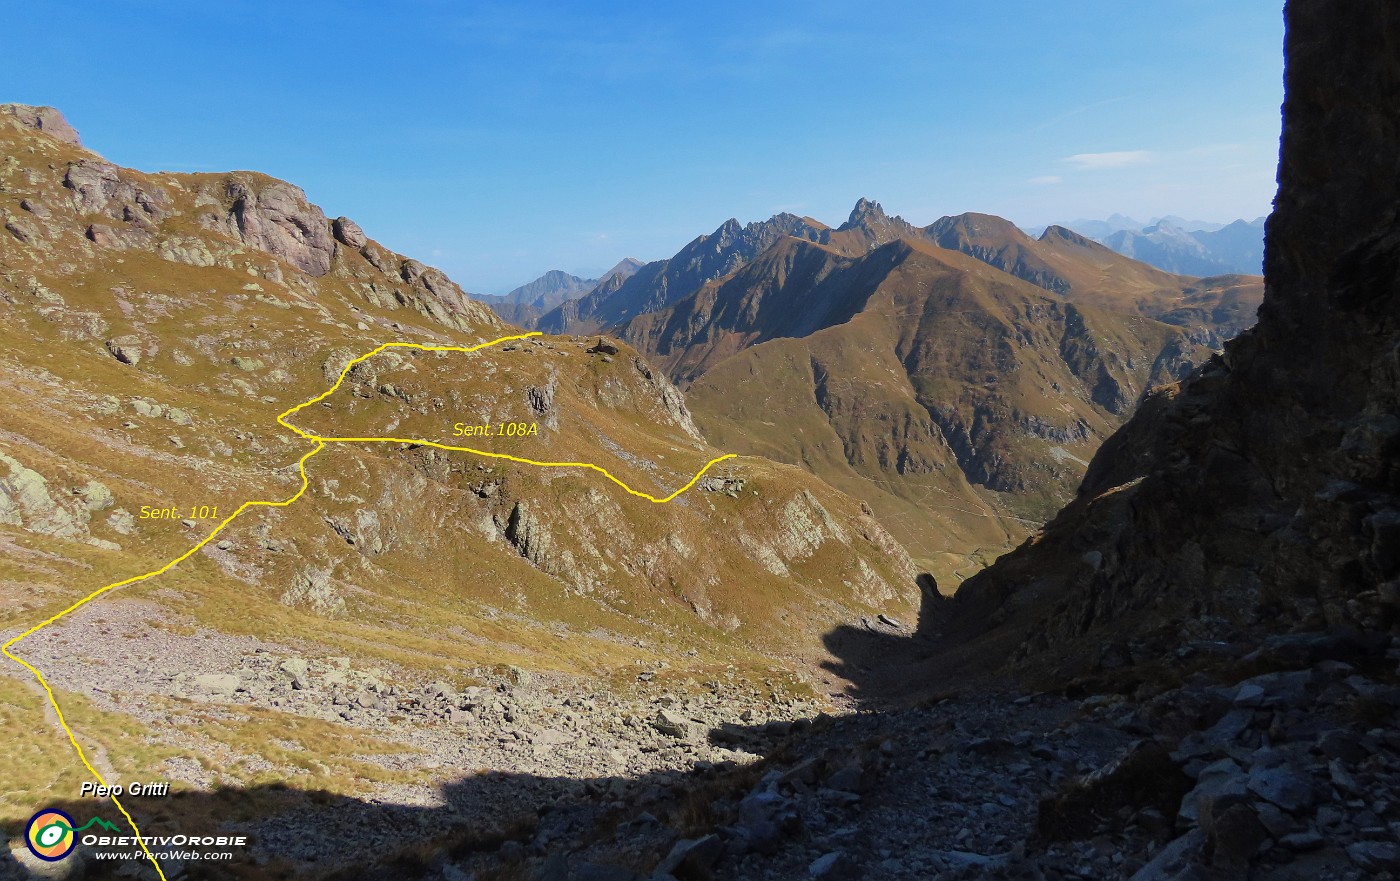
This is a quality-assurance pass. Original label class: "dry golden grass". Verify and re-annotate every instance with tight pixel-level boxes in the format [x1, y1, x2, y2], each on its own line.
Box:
[0, 119, 927, 848]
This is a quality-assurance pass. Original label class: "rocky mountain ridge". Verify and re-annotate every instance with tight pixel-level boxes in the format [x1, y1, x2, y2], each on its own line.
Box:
[1, 105, 500, 338]
[533, 198, 1260, 338]
[537, 214, 834, 334]
[586, 200, 1263, 580]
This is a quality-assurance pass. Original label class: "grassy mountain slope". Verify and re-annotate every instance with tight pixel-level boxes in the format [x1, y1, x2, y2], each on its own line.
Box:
[629, 235, 1215, 580]
[0, 109, 920, 829]
[938, 216, 1263, 341]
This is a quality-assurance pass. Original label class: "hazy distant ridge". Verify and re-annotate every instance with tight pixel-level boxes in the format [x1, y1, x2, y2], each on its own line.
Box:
[1038, 215, 1266, 276]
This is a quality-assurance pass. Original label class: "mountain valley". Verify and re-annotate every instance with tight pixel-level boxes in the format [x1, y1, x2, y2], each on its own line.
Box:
[3, 3, 1397, 880]
[514, 199, 1262, 582]
[478, 260, 643, 328]
[0, 108, 925, 877]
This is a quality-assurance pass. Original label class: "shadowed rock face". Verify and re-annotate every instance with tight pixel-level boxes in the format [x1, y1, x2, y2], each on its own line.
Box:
[949, 0, 1400, 677]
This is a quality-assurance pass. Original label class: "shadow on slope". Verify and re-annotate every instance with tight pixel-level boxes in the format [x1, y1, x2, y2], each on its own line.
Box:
[3, 740, 801, 881]
[815, 574, 993, 708]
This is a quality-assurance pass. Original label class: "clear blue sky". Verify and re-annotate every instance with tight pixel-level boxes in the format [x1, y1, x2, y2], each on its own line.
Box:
[3, 1, 1284, 292]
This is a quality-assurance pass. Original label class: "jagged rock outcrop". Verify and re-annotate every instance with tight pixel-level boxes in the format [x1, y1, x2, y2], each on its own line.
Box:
[536, 213, 829, 333]
[830, 198, 919, 250]
[0, 103, 81, 146]
[627, 356, 703, 440]
[0, 452, 95, 542]
[281, 566, 346, 617]
[64, 158, 170, 228]
[225, 177, 337, 277]
[948, 0, 1400, 678]
[504, 501, 553, 568]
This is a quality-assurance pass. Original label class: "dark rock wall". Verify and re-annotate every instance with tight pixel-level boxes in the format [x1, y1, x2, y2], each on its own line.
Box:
[949, 0, 1400, 675]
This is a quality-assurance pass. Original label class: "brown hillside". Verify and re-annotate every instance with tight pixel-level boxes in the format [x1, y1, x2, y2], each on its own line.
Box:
[0, 107, 922, 825]
[641, 237, 1215, 582]
[537, 195, 1261, 581]
[929, 215, 1263, 341]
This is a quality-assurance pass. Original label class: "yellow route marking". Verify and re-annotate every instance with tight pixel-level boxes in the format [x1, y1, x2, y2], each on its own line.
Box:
[3, 330, 736, 879]
[309, 437, 733, 504]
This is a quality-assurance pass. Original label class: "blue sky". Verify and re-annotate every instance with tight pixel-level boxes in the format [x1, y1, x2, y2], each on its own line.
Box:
[4, 1, 1284, 292]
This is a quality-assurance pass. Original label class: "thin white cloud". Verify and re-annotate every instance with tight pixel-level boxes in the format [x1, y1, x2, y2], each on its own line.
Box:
[1062, 150, 1153, 170]
[1027, 175, 1062, 185]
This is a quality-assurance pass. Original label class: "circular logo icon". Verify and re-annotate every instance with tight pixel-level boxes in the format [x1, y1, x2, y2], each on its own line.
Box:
[25, 808, 77, 861]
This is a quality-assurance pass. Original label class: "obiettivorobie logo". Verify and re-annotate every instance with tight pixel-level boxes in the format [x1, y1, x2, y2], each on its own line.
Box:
[23, 808, 247, 864]
[24, 809, 119, 861]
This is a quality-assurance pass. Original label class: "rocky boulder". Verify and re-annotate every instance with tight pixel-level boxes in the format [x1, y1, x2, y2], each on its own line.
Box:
[1035, 740, 1192, 842]
[105, 336, 142, 365]
[0, 452, 89, 540]
[332, 215, 367, 248]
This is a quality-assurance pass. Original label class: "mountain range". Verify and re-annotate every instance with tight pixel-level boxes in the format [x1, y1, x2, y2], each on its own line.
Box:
[1046, 214, 1267, 276]
[3, 3, 1393, 879]
[507, 199, 1263, 580]
[476, 258, 643, 327]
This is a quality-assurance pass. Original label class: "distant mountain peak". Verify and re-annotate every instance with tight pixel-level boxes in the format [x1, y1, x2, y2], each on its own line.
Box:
[848, 196, 883, 219]
[1057, 214, 1266, 276]
[537, 269, 578, 283]
[717, 217, 743, 235]
[837, 198, 918, 247]
[934, 211, 1025, 237]
[1038, 225, 1096, 247]
[599, 257, 644, 283]
[843, 197, 892, 228]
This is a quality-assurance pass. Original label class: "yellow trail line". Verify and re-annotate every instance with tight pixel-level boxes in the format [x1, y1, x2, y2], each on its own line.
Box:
[3, 329, 735, 880]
